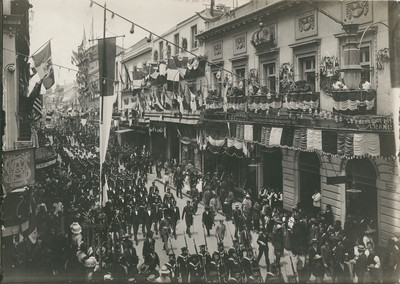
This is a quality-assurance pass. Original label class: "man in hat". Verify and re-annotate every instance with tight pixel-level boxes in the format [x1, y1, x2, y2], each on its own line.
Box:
[169, 199, 180, 239]
[155, 266, 171, 283]
[131, 204, 141, 245]
[163, 187, 175, 205]
[199, 244, 212, 267]
[218, 242, 228, 263]
[143, 204, 154, 237]
[208, 251, 226, 283]
[188, 254, 204, 282]
[227, 248, 243, 281]
[257, 228, 270, 271]
[202, 206, 214, 237]
[182, 200, 194, 237]
[242, 194, 253, 228]
[239, 224, 252, 250]
[142, 231, 155, 259]
[143, 246, 160, 277]
[165, 253, 177, 282]
[216, 219, 227, 245]
[233, 204, 243, 240]
[241, 250, 259, 280]
[272, 217, 284, 265]
[159, 212, 171, 252]
[177, 247, 189, 283]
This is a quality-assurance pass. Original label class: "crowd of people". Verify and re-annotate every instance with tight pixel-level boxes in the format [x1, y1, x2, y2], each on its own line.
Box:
[3, 119, 400, 283]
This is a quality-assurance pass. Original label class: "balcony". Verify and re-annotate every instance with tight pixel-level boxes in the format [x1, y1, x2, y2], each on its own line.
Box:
[284, 92, 319, 111]
[144, 109, 201, 125]
[332, 89, 376, 115]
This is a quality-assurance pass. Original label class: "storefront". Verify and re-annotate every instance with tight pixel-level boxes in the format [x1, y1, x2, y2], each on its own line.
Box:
[261, 147, 282, 191]
[149, 122, 167, 161]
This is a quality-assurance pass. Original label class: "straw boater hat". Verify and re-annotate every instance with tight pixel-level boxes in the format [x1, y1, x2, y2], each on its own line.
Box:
[70, 222, 82, 234]
[160, 266, 170, 275]
[85, 256, 98, 268]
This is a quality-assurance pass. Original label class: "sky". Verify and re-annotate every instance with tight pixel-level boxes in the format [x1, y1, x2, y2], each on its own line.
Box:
[29, 0, 250, 87]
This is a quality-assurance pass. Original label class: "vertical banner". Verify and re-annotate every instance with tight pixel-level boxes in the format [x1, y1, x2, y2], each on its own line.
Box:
[2, 148, 35, 193]
[98, 37, 116, 166]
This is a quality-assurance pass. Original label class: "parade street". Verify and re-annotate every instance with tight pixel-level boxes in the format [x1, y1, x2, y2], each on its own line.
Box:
[139, 169, 296, 282]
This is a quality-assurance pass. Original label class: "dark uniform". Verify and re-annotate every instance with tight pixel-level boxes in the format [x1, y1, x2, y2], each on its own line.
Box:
[202, 207, 214, 237]
[131, 206, 141, 244]
[189, 254, 204, 282]
[165, 253, 177, 282]
[177, 247, 189, 282]
[256, 229, 270, 270]
[182, 201, 194, 237]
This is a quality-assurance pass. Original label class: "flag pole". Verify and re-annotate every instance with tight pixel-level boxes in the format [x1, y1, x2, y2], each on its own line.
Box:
[100, 2, 106, 206]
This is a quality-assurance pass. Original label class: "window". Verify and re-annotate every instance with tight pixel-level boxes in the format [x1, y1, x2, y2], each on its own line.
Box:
[212, 70, 222, 97]
[299, 55, 316, 91]
[360, 45, 371, 83]
[263, 63, 276, 92]
[235, 67, 246, 93]
[174, 33, 179, 55]
[191, 25, 198, 50]
[159, 41, 164, 60]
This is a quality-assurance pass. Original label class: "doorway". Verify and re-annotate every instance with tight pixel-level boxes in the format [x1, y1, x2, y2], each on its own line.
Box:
[299, 152, 321, 212]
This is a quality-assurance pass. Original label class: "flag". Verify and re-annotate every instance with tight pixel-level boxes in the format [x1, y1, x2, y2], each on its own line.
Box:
[33, 95, 43, 117]
[124, 63, 132, 84]
[27, 82, 42, 114]
[28, 228, 38, 244]
[98, 37, 116, 167]
[32, 42, 55, 89]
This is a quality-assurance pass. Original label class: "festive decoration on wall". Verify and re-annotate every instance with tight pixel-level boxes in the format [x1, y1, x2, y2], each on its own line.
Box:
[376, 47, 389, 70]
[250, 22, 277, 53]
[279, 63, 294, 93]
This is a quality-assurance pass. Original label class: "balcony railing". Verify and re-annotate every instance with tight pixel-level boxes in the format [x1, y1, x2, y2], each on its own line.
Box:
[332, 89, 376, 115]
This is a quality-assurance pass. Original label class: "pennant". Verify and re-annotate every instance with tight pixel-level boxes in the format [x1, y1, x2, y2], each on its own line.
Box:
[167, 69, 180, 82]
[98, 37, 116, 169]
[159, 63, 167, 76]
[32, 42, 55, 89]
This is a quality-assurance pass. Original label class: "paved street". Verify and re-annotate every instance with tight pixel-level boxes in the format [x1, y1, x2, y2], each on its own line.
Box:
[134, 168, 297, 282]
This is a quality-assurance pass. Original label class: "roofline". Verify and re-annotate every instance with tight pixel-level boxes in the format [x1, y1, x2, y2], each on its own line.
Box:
[196, 0, 296, 39]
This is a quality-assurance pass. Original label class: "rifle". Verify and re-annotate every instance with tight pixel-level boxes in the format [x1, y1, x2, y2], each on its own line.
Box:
[202, 224, 208, 252]
[183, 231, 189, 253]
[169, 239, 175, 255]
[193, 239, 208, 283]
[227, 221, 234, 242]
[289, 252, 298, 283]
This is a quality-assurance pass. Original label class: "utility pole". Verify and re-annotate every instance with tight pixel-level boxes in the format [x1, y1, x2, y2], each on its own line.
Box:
[0, 0, 4, 279]
[388, 1, 400, 161]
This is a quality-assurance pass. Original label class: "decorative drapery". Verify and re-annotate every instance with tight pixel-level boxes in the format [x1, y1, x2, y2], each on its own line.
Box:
[353, 133, 380, 157]
[269, 127, 283, 146]
[227, 96, 247, 111]
[292, 128, 307, 150]
[285, 93, 319, 110]
[332, 90, 376, 112]
[307, 129, 322, 151]
[207, 136, 225, 147]
[247, 95, 282, 112]
[244, 124, 254, 141]
[236, 124, 245, 140]
[280, 127, 294, 147]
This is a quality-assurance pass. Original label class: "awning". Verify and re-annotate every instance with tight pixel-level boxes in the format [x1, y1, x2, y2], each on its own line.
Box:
[115, 129, 134, 134]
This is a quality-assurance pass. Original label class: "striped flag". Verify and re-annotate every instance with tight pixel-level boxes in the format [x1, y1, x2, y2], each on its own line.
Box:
[33, 95, 43, 116]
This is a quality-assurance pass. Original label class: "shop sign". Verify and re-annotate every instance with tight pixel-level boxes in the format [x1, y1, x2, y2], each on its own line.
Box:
[2, 148, 35, 193]
[149, 126, 164, 133]
[349, 116, 393, 131]
[227, 112, 296, 125]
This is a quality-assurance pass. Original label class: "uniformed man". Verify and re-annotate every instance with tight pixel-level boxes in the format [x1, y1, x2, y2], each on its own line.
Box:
[169, 200, 180, 239]
[131, 204, 141, 245]
[182, 200, 194, 237]
[202, 206, 214, 237]
[199, 244, 212, 267]
[216, 219, 227, 245]
[142, 231, 155, 259]
[159, 213, 171, 252]
[177, 247, 189, 283]
[241, 249, 258, 280]
[233, 204, 243, 239]
[164, 253, 177, 282]
[163, 187, 175, 204]
[256, 228, 270, 271]
[227, 248, 243, 281]
[239, 224, 252, 250]
[188, 254, 204, 282]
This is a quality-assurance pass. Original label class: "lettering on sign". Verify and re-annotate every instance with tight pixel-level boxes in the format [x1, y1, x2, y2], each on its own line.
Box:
[350, 116, 393, 131]
[227, 112, 296, 125]
[2, 148, 35, 192]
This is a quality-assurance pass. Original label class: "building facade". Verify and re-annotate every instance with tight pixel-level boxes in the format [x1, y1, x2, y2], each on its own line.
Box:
[195, 0, 398, 246]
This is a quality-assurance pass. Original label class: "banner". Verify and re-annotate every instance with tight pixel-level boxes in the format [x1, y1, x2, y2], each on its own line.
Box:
[32, 42, 55, 89]
[2, 148, 35, 193]
[98, 37, 116, 167]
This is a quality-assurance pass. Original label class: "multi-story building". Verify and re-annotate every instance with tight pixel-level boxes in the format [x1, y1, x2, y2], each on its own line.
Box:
[142, 13, 206, 164]
[116, 37, 152, 147]
[195, 0, 398, 245]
